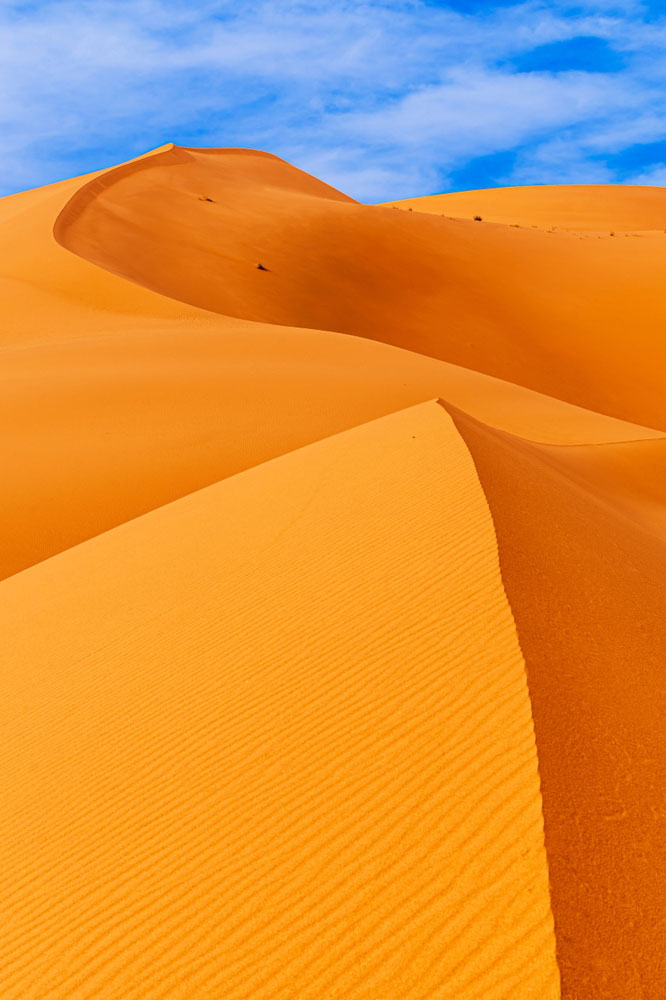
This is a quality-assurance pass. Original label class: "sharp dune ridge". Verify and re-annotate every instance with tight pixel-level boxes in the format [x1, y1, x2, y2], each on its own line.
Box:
[2, 143, 666, 998]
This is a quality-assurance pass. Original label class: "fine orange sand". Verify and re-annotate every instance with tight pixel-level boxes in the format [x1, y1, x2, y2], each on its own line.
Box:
[3, 145, 666, 998]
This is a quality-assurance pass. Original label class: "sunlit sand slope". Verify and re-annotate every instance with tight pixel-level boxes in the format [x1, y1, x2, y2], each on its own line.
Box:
[389, 184, 666, 231]
[56, 146, 666, 431]
[450, 407, 666, 1000]
[0, 402, 559, 999]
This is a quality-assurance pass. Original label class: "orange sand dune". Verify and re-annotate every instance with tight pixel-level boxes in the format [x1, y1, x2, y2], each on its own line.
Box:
[56, 146, 666, 432]
[4, 143, 666, 997]
[0, 402, 559, 999]
[389, 184, 666, 231]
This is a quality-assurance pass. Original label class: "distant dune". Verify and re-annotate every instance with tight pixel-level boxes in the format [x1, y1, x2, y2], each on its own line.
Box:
[2, 144, 666, 998]
[389, 183, 666, 231]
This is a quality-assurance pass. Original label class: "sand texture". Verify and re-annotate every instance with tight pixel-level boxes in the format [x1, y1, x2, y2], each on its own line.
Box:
[3, 144, 666, 997]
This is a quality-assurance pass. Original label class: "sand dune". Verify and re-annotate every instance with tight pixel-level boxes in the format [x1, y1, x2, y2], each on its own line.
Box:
[389, 184, 666, 231]
[56, 146, 666, 430]
[0, 402, 559, 999]
[4, 143, 666, 997]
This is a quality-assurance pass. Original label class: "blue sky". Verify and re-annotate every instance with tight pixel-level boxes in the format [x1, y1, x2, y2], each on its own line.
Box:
[2, 0, 666, 201]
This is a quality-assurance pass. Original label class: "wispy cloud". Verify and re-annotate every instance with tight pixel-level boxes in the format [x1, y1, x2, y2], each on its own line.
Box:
[1, 1, 666, 199]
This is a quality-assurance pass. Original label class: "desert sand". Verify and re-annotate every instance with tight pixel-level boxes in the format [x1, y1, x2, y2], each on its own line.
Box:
[2, 144, 666, 998]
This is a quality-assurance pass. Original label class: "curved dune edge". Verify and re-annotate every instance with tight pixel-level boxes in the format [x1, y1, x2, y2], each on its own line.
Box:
[0, 150, 214, 352]
[447, 404, 666, 999]
[0, 401, 559, 999]
[53, 144, 352, 246]
[387, 184, 666, 232]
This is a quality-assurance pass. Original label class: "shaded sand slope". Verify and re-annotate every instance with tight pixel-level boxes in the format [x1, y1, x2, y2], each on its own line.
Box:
[56, 146, 666, 431]
[389, 184, 666, 231]
[449, 406, 666, 999]
[0, 401, 559, 999]
[4, 157, 662, 581]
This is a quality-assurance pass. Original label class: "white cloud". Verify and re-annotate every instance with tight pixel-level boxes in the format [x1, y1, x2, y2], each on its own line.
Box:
[342, 67, 628, 149]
